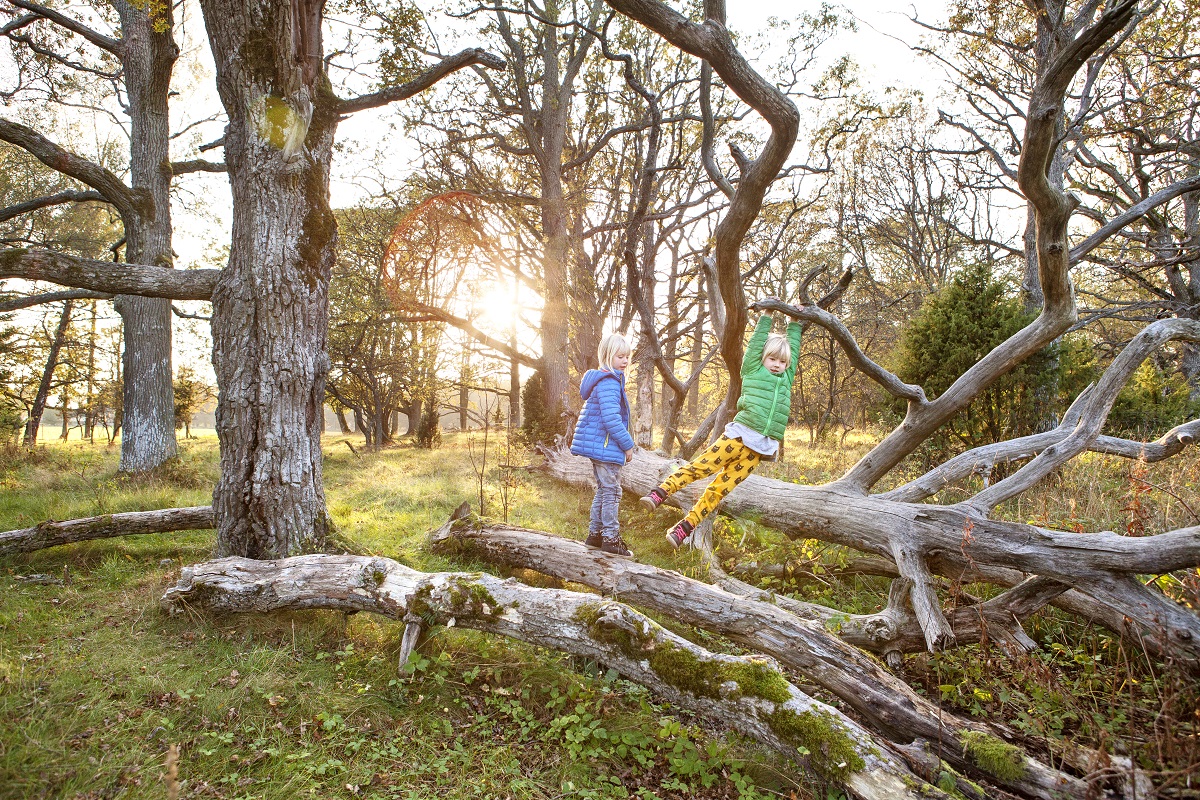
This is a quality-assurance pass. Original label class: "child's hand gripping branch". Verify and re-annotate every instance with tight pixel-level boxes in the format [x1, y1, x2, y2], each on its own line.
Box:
[640, 299, 803, 548]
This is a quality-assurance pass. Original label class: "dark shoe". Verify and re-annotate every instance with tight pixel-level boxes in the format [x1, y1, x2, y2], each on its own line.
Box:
[639, 487, 667, 512]
[584, 532, 603, 549]
[600, 537, 635, 559]
[665, 520, 695, 549]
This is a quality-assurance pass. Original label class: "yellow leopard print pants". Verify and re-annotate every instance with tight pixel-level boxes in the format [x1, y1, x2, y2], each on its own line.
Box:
[660, 435, 762, 528]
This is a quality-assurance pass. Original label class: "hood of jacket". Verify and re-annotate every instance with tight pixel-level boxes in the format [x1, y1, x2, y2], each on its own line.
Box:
[580, 368, 622, 400]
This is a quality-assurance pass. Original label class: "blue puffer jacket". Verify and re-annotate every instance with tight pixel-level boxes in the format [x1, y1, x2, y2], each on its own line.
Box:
[570, 369, 635, 464]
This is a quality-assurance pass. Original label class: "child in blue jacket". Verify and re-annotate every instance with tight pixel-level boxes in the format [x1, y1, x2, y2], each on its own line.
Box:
[570, 333, 636, 558]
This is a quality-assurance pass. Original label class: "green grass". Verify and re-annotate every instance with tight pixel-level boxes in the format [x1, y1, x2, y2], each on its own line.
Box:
[2, 430, 1197, 799]
[0, 435, 794, 800]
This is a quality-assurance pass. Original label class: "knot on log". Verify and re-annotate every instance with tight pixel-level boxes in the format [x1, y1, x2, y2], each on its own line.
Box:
[860, 614, 899, 642]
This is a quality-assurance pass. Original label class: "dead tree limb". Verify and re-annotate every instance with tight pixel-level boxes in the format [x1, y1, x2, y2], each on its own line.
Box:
[542, 446, 1200, 666]
[430, 513, 1141, 800]
[0, 248, 218, 300]
[0, 507, 214, 556]
[160, 553, 947, 800]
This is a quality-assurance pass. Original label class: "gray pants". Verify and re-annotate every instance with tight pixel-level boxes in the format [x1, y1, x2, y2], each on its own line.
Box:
[589, 460, 622, 542]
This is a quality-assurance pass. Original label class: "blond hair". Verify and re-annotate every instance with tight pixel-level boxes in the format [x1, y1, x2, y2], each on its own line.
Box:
[762, 333, 791, 365]
[597, 333, 632, 371]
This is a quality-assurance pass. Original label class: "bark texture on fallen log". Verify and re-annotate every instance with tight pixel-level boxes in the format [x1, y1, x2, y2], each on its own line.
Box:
[0, 506, 215, 556]
[430, 512, 1143, 800]
[542, 446, 1200, 666]
[160, 553, 944, 800]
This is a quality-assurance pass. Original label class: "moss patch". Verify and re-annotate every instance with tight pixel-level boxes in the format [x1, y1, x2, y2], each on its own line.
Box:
[766, 708, 865, 781]
[254, 95, 300, 151]
[959, 731, 1025, 782]
[575, 604, 790, 703]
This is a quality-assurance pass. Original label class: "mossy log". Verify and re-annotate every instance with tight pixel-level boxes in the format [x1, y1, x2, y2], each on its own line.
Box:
[431, 511, 1144, 800]
[160, 553, 947, 800]
[541, 445, 1200, 667]
[0, 506, 215, 556]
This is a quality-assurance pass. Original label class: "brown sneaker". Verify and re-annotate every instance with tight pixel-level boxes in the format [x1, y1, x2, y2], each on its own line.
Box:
[665, 520, 694, 549]
[600, 537, 635, 559]
[584, 532, 603, 549]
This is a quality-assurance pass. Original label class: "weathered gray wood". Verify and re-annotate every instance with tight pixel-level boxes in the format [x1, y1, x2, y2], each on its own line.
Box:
[0, 507, 214, 556]
[430, 513, 1122, 800]
[543, 446, 1200, 665]
[160, 554, 945, 800]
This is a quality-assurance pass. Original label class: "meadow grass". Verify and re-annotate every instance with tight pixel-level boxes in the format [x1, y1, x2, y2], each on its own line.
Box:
[1, 430, 1197, 799]
[0, 435, 787, 800]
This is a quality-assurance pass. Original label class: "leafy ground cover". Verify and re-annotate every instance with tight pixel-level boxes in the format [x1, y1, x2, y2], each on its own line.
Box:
[1, 430, 1197, 798]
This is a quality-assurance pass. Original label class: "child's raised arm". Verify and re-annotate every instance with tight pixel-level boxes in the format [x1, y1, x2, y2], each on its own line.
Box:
[785, 320, 803, 378]
[742, 298, 778, 374]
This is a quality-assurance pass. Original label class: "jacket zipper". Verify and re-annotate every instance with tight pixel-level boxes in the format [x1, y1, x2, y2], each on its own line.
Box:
[763, 374, 782, 434]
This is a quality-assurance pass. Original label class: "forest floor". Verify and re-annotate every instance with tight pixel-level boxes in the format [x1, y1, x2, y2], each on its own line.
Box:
[0, 429, 1197, 799]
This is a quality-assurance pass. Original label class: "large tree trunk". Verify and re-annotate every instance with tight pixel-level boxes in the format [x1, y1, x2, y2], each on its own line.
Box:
[160, 551, 955, 800]
[113, 0, 180, 473]
[202, 0, 336, 558]
[23, 300, 73, 446]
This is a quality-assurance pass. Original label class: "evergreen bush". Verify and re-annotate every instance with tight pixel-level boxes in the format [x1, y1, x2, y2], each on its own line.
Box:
[520, 370, 565, 445]
[892, 262, 1059, 461]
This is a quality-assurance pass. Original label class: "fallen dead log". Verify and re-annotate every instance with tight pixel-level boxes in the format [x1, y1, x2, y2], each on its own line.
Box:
[430, 511, 1146, 800]
[542, 445, 1200, 666]
[160, 553, 946, 800]
[0, 506, 215, 556]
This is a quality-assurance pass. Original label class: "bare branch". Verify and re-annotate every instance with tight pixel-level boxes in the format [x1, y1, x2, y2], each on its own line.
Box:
[0, 248, 218, 299]
[1070, 174, 1200, 264]
[755, 297, 926, 403]
[336, 48, 507, 115]
[0, 119, 141, 220]
[7, 0, 124, 55]
[169, 159, 227, 175]
[170, 304, 211, 321]
[0, 189, 106, 223]
[967, 318, 1200, 513]
[0, 288, 112, 312]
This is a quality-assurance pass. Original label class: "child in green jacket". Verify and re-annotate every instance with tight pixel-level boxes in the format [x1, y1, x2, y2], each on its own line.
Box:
[641, 299, 802, 547]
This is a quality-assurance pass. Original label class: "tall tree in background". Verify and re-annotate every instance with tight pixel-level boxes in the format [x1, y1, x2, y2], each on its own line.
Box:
[0, 0, 223, 471]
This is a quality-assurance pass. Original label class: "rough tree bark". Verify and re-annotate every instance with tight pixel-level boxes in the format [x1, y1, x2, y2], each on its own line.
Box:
[111, 0, 180, 472]
[159, 551, 957, 800]
[198, 0, 339, 557]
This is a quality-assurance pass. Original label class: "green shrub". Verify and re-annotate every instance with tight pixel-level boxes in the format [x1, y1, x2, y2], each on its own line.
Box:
[891, 262, 1059, 461]
[1108, 360, 1199, 438]
[520, 370, 565, 445]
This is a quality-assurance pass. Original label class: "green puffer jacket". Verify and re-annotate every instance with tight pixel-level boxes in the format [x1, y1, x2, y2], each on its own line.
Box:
[732, 315, 802, 441]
